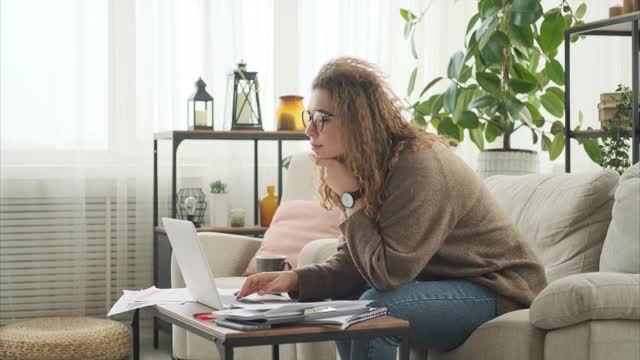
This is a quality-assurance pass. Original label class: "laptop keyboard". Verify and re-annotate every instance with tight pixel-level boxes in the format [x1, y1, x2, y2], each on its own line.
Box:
[220, 294, 248, 308]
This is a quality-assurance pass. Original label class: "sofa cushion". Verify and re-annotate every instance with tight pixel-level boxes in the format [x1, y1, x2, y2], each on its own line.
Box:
[244, 200, 341, 275]
[600, 163, 640, 273]
[429, 309, 544, 360]
[543, 320, 640, 360]
[530, 272, 640, 330]
[484, 170, 618, 282]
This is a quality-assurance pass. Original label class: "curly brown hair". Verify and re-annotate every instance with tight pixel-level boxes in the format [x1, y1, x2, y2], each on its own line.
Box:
[312, 57, 451, 219]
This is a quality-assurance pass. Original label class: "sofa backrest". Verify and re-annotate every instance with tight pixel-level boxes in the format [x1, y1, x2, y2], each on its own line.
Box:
[281, 152, 321, 202]
[484, 170, 619, 283]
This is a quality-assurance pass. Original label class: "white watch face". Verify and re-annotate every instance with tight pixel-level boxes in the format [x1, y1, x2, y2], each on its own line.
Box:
[341, 193, 354, 208]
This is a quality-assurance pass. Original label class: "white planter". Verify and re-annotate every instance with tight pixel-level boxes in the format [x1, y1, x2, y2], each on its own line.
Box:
[207, 193, 230, 227]
[476, 149, 539, 179]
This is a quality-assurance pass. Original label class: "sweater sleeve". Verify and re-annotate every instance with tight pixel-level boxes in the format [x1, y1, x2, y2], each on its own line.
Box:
[290, 237, 366, 301]
[339, 147, 470, 290]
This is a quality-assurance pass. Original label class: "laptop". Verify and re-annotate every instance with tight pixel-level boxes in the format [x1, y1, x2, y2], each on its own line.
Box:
[162, 217, 254, 310]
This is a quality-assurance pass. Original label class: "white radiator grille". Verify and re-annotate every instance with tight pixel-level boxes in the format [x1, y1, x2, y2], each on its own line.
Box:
[0, 194, 153, 325]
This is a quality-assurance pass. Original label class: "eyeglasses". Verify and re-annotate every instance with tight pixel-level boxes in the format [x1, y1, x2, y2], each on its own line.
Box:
[302, 110, 333, 133]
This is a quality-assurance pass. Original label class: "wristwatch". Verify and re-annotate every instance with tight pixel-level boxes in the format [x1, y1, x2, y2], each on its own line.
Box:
[340, 190, 363, 209]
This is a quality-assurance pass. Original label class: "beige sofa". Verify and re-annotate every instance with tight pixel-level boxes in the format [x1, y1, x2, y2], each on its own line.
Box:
[172, 153, 640, 360]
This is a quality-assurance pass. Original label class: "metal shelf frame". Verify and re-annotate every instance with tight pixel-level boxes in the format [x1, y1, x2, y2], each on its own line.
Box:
[564, 11, 640, 172]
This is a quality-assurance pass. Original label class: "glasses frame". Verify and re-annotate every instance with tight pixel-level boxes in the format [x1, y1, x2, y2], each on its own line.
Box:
[302, 110, 334, 133]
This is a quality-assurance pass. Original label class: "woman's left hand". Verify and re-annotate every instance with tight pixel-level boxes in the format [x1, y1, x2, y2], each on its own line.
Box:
[313, 155, 359, 195]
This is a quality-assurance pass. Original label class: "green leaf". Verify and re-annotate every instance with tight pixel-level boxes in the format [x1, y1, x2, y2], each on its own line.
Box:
[466, 13, 480, 35]
[539, 11, 565, 54]
[549, 132, 565, 160]
[443, 83, 459, 113]
[470, 124, 486, 150]
[480, 31, 509, 64]
[400, 8, 410, 21]
[550, 120, 564, 135]
[505, 93, 524, 118]
[414, 113, 427, 127]
[531, 128, 539, 144]
[407, 67, 417, 96]
[511, 0, 543, 26]
[411, 33, 418, 59]
[513, 63, 538, 83]
[526, 102, 545, 127]
[459, 110, 480, 128]
[508, 23, 534, 48]
[540, 91, 564, 117]
[547, 87, 565, 104]
[419, 77, 443, 97]
[459, 65, 473, 83]
[465, 31, 479, 62]
[415, 96, 436, 115]
[485, 122, 502, 142]
[477, 14, 498, 47]
[476, 72, 501, 93]
[452, 88, 475, 123]
[564, 14, 573, 27]
[582, 138, 602, 164]
[517, 105, 533, 127]
[438, 118, 463, 141]
[447, 51, 466, 80]
[468, 95, 498, 109]
[431, 94, 444, 114]
[541, 133, 552, 151]
[545, 58, 565, 85]
[511, 79, 536, 93]
[575, 3, 587, 19]
[579, 110, 584, 124]
[404, 21, 412, 40]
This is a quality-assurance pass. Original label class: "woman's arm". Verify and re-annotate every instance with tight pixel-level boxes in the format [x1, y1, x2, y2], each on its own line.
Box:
[291, 237, 366, 301]
[341, 148, 475, 290]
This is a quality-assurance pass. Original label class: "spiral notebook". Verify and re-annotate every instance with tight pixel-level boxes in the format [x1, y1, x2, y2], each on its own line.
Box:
[302, 307, 388, 329]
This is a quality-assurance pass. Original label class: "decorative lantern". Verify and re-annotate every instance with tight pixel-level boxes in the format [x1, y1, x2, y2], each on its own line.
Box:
[176, 188, 207, 227]
[225, 61, 263, 130]
[187, 78, 214, 130]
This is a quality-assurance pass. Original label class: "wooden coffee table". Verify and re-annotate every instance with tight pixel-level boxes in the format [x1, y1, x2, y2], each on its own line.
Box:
[131, 302, 410, 360]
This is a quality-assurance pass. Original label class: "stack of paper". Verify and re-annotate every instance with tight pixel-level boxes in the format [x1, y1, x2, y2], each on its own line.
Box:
[213, 300, 374, 325]
[107, 286, 195, 316]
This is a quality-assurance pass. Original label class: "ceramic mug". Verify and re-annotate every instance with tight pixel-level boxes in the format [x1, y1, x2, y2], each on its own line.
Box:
[255, 255, 292, 273]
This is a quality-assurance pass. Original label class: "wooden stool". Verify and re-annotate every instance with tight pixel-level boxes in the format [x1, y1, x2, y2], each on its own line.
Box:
[0, 317, 129, 360]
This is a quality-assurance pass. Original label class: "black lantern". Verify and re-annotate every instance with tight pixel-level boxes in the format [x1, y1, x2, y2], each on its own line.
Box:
[226, 62, 263, 130]
[176, 188, 207, 227]
[188, 78, 214, 130]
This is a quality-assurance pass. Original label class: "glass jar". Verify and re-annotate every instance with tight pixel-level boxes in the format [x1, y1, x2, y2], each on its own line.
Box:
[229, 208, 246, 227]
[276, 95, 304, 131]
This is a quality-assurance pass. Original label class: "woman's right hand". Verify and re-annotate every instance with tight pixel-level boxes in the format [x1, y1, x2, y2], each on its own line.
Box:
[236, 270, 299, 299]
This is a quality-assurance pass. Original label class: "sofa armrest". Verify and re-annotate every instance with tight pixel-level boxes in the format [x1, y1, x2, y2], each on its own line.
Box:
[171, 232, 262, 287]
[530, 272, 640, 330]
[297, 238, 340, 267]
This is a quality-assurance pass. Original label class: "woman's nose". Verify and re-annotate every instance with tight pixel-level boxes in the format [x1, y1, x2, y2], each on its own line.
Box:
[304, 122, 316, 137]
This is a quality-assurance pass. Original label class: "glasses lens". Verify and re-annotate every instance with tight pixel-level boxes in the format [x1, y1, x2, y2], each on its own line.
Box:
[312, 112, 324, 132]
[302, 111, 311, 129]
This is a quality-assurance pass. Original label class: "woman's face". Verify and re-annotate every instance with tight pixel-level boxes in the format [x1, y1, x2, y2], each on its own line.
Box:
[304, 89, 346, 159]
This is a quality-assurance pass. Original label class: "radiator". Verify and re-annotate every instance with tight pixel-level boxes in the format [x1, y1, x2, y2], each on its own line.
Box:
[0, 194, 153, 325]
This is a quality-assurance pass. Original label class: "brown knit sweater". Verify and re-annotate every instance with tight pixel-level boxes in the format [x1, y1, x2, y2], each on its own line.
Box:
[292, 142, 548, 315]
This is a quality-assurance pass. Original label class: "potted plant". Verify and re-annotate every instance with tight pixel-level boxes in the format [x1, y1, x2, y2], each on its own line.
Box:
[208, 180, 229, 227]
[599, 85, 632, 174]
[401, 0, 589, 178]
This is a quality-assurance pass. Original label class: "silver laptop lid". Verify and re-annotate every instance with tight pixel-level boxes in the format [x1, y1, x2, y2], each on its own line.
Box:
[161, 217, 224, 310]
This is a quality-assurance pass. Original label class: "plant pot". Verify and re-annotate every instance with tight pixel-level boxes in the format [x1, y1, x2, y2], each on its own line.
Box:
[207, 193, 229, 227]
[476, 149, 540, 179]
[598, 93, 632, 130]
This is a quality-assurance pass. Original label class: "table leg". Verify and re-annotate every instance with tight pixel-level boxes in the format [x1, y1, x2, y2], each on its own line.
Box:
[399, 333, 410, 360]
[153, 317, 158, 349]
[272, 344, 280, 360]
[131, 309, 140, 360]
[216, 341, 234, 360]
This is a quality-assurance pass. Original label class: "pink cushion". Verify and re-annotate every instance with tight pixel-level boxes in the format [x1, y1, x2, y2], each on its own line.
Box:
[244, 200, 342, 276]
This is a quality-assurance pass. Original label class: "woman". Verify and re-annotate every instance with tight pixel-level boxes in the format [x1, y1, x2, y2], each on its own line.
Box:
[237, 57, 547, 360]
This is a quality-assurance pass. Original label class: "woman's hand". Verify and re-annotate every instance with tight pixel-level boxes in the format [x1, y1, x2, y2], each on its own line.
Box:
[236, 271, 299, 299]
[313, 155, 359, 195]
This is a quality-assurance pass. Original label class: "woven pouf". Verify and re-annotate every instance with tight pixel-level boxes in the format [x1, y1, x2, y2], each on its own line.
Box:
[0, 317, 130, 360]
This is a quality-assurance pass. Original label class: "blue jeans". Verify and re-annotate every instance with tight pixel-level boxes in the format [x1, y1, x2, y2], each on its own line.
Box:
[336, 280, 497, 360]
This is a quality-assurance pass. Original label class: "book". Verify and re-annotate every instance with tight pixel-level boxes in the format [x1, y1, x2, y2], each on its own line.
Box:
[302, 307, 388, 330]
